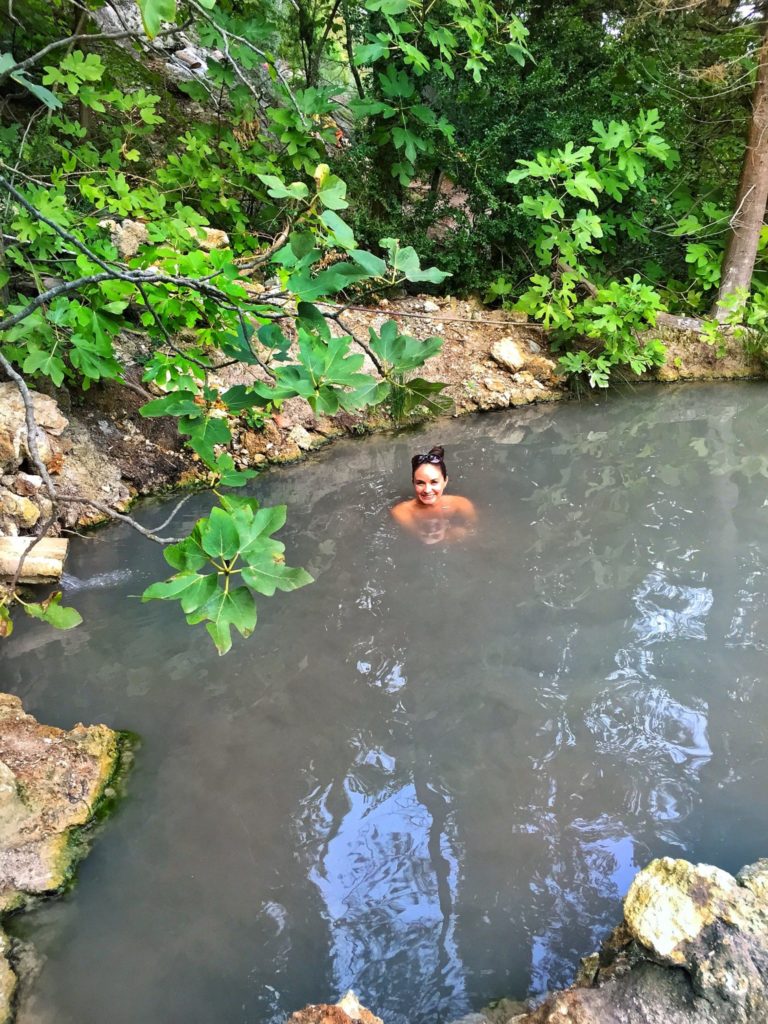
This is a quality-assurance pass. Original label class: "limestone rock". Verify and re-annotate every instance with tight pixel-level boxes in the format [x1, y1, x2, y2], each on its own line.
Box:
[99, 218, 149, 259]
[0, 692, 121, 911]
[0, 694, 122, 1024]
[336, 991, 384, 1023]
[187, 226, 230, 251]
[287, 425, 315, 451]
[624, 857, 740, 965]
[0, 383, 68, 475]
[0, 489, 39, 529]
[12, 473, 42, 497]
[490, 338, 527, 373]
[509, 855, 768, 1024]
[0, 930, 15, 1024]
[288, 991, 383, 1024]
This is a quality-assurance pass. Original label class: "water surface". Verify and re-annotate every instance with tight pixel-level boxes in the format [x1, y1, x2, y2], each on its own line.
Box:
[4, 383, 768, 1024]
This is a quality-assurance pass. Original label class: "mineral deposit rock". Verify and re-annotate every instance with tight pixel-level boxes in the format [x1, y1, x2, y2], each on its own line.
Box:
[0, 692, 121, 910]
[287, 991, 383, 1024]
[0, 693, 123, 1024]
[490, 338, 527, 373]
[508, 855, 768, 1024]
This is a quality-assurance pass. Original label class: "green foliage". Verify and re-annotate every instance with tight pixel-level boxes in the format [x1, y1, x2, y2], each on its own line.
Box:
[508, 111, 676, 386]
[143, 498, 312, 654]
[11, 592, 83, 633]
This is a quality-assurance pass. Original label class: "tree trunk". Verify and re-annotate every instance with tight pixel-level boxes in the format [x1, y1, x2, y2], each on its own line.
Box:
[714, 24, 768, 320]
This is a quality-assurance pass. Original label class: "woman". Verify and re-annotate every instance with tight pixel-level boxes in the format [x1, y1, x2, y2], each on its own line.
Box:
[391, 445, 477, 544]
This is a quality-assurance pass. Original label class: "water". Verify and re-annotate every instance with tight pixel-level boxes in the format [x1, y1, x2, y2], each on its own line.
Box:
[4, 382, 768, 1024]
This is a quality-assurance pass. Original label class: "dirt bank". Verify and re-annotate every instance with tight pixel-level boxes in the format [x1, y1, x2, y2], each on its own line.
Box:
[0, 297, 763, 541]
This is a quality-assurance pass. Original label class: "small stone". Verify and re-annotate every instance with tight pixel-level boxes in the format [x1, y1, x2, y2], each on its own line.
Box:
[0, 489, 39, 529]
[423, 299, 440, 312]
[287, 425, 314, 451]
[174, 47, 205, 69]
[491, 337, 527, 372]
[526, 338, 542, 354]
[99, 218, 149, 259]
[11, 473, 42, 497]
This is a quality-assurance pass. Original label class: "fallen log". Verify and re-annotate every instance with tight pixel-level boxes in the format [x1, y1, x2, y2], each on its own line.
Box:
[0, 537, 68, 583]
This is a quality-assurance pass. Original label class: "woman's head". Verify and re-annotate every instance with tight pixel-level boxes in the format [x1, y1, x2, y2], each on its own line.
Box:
[411, 445, 447, 506]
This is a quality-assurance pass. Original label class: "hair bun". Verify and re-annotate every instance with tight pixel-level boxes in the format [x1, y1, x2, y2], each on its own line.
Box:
[428, 445, 444, 458]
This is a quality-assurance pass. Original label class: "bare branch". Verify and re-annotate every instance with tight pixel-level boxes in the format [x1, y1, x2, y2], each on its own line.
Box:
[186, 0, 311, 128]
[236, 221, 292, 270]
[55, 494, 186, 543]
[1, 25, 187, 80]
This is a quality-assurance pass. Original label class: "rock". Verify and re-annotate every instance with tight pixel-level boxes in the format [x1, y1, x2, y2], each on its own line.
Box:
[287, 425, 315, 451]
[336, 991, 383, 1023]
[0, 383, 68, 475]
[288, 991, 383, 1024]
[187, 226, 230, 251]
[484, 376, 509, 393]
[12, 473, 42, 497]
[526, 338, 542, 354]
[490, 338, 527, 373]
[510, 855, 768, 1024]
[0, 489, 39, 529]
[423, 300, 440, 313]
[0, 693, 121, 909]
[0, 694, 123, 1024]
[99, 218, 149, 259]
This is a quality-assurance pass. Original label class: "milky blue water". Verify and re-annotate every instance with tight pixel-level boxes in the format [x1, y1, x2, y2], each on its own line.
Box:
[4, 383, 768, 1024]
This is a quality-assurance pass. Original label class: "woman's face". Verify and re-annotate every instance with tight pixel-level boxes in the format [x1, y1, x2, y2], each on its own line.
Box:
[413, 464, 447, 506]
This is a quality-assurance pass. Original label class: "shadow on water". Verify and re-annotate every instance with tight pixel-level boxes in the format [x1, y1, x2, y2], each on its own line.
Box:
[4, 383, 768, 1023]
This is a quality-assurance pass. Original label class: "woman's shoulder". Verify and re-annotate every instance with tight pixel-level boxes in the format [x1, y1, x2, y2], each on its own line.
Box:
[390, 498, 415, 522]
[446, 494, 476, 515]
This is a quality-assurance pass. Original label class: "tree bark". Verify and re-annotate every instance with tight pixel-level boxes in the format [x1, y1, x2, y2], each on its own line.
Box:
[714, 23, 768, 320]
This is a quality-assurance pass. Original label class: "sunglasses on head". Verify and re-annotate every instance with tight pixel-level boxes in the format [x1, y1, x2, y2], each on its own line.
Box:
[413, 453, 442, 466]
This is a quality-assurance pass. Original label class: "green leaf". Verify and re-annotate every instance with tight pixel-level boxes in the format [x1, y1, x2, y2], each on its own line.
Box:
[257, 173, 309, 200]
[289, 261, 369, 300]
[190, 586, 257, 655]
[140, 391, 202, 418]
[317, 174, 348, 210]
[353, 42, 390, 65]
[0, 604, 13, 638]
[23, 347, 66, 387]
[320, 210, 356, 249]
[137, 0, 177, 38]
[396, 377, 452, 416]
[369, 321, 442, 372]
[242, 560, 313, 597]
[10, 72, 62, 110]
[23, 592, 82, 630]
[0, 53, 15, 76]
[164, 526, 208, 571]
[349, 250, 387, 277]
[142, 571, 219, 614]
[217, 320, 259, 364]
[381, 239, 451, 283]
[182, 414, 231, 464]
[200, 506, 240, 559]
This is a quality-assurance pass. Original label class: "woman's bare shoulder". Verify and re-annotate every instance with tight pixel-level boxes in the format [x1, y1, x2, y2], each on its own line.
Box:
[390, 499, 414, 522]
[447, 494, 477, 517]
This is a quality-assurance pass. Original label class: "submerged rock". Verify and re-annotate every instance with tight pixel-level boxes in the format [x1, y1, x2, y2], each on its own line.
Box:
[0, 693, 124, 1023]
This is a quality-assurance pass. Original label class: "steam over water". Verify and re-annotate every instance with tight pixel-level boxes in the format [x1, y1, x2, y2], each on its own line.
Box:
[5, 383, 768, 1024]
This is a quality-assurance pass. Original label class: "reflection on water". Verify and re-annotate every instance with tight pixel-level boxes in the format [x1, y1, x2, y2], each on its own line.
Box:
[4, 384, 768, 1024]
